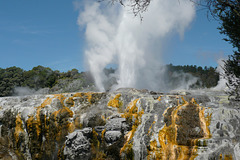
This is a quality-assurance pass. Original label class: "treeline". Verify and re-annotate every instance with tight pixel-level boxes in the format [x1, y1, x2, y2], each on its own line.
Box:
[167, 64, 219, 88]
[0, 64, 220, 97]
[0, 66, 94, 97]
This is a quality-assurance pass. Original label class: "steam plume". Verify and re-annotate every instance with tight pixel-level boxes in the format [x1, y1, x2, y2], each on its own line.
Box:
[212, 58, 227, 90]
[77, 0, 196, 91]
[13, 87, 49, 96]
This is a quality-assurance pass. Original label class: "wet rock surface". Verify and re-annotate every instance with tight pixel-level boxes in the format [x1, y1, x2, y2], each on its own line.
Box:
[0, 89, 239, 159]
[64, 130, 91, 160]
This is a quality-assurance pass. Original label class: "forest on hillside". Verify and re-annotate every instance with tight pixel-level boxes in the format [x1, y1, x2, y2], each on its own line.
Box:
[0, 64, 219, 97]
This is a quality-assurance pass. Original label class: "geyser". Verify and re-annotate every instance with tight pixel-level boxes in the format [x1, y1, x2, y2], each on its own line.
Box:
[78, 0, 196, 91]
[212, 58, 228, 90]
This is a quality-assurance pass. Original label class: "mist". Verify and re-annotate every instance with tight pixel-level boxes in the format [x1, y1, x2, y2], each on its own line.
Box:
[212, 58, 227, 90]
[168, 71, 199, 90]
[13, 87, 49, 96]
[77, 0, 196, 92]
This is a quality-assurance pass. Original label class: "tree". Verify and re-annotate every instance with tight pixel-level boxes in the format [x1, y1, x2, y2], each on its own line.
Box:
[201, 0, 240, 49]
[210, 0, 240, 100]
[23, 65, 58, 90]
[0, 67, 24, 97]
[223, 52, 240, 100]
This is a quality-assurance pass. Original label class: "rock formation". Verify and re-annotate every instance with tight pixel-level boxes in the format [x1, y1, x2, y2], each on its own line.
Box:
[0, 88, 239, 160]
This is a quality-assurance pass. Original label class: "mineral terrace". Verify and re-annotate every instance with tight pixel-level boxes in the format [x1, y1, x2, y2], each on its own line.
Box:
[0, 88, 239, 160]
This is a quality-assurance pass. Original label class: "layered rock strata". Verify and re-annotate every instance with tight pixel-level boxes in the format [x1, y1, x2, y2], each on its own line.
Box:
[0, 88, 239, 160]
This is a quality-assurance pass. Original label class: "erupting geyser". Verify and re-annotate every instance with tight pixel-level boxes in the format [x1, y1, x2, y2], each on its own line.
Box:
[77, 0, 196, 91]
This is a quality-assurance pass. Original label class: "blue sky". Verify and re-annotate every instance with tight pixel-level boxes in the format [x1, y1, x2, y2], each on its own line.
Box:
[0, 0, 233, 72]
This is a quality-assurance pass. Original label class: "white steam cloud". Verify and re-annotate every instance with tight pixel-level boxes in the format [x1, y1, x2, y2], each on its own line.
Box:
[170, 71, 199, 90]
[14, 87, 49, 96]
[77, 0, 196, 91]
[212, 58, 227, 90]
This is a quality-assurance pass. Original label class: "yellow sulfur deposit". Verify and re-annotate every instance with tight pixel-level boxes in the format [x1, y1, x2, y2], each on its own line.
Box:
[108, 94, 122, 108]
[148, 121, 156, 136]
[7, 90, 239, 160]
[120, 98, 144, 155]
[73, 92, 93, 104]
[148, 97, 212, 160]
[157, 96, 162, 101]
[14, 114, 24, 143]
[34, 97, 54, 137]
[65, 97, 74, 107]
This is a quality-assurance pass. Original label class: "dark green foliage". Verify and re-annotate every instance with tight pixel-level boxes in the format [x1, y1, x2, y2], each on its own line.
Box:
[23, 65, 58, 90]
[219, 11, 240, 50]
[51, 71, 95, 93]
[0, 65, 97, 97]
[206, 0, 240, 51]
[167, 64, 219, 88]
[193, 0, 240, 100]
[212, 0, 240, 100]
[0, 65, 220, 97]
[0, 67, 24, 97]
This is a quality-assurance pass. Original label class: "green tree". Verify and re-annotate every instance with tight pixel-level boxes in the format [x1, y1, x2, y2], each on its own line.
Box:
[23, 65, 57, 90]
[211, 0, 240, 100]
[0, 67, 24, 97]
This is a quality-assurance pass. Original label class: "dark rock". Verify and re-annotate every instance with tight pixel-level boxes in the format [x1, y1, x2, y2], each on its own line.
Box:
[106, 118, 126, 131]
[64, 130, 91, 160]
[105, 131, 122, 144]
